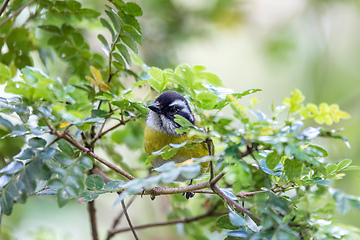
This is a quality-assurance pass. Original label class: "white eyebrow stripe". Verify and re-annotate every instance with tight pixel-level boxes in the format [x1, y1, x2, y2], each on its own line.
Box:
[169, 99, 187, 108]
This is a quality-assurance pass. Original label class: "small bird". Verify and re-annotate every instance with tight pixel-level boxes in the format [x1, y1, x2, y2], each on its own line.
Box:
[144, 91, 211, 190]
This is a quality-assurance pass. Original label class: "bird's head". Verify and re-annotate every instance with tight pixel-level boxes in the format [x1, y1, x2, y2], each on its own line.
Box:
[146, 91, 194, 135]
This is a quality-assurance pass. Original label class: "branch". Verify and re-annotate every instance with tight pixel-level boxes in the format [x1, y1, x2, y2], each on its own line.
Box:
[90, 117, 134, 146]
[0, 0, 10, 17]
[88, 201, 99, 240]
[54, 130, 135, 180]
[121, 200, 139, 240]
[108, 210, 228, 236]
[0, 0, 36, 28]
[211, 183, 260, 224]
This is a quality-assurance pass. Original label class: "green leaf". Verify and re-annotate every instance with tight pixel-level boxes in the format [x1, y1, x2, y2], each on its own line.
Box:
[0, 192, 13, 215]
[0, 175, 12, 188]
[216, 215, 238, 230]
[77, 8, 100, 18]
[78, 191, 99, 204]
[122, 25, 141, 44]
[79, 156, 93, 170]
[116, 43, 131, 65]
[57, 188, 70, 208]
[333, 190, 351, 214]
[121, 35, 137, 53]
[105, 9, 121, 33]
[197, 72, 222, 87]
[326, 164, 337, 176]
[38, 25, 61, 34]
[14, 148, 35, 160]
[57, 140, 75, 157]
[113, 53, 126, 68]
[196, 92, 218, 110]
[307, 144, 328, 157]
[336, 159, 352, 171]
[266, 152, 281, 170]
[0, 62, 11, 84]
[98, 34, 109, 50]
[0, 161, 23, 174]
[28, 137, 47, 148]
[229, 209, 246, 226]
[104, 180, 125, 191]
[100, 18, 115, 40]
[284, 159, 303, 181]
[85, 175, 104, 191]
[123, 2, 143, 16]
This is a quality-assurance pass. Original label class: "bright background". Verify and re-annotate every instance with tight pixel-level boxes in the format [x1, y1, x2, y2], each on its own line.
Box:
[3, 0, 360, 239]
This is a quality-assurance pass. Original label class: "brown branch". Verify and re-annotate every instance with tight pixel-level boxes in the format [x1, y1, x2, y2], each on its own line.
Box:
[0, 0, 36, 28]
[121, 200, 139, 240]
[88, 201, 99, 240]
[211, 184, 260, 224]
[108, 210, 228, 236]
[112, 196, 137, 229]
[54, 130, 135, 180]
[0, 0, 10, 17]
[90, 117, 135, 146]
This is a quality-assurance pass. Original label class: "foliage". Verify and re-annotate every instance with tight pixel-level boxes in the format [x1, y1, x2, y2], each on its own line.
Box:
[0, 0, 358, 239]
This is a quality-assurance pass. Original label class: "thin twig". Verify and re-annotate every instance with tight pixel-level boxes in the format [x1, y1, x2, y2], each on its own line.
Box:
[121, 200, 139, 240]
[112, 196, 137, 229]
[211, 183, 260, 224]
[108, 210, 228, 236]
[0, 0, 36, 28]
[0, 0, 10, 17]
[88, 201, 99, 240]
[90, 117, 135, 146]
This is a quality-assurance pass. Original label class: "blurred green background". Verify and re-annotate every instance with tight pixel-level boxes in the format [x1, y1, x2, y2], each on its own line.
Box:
[2, 0, 360, 239]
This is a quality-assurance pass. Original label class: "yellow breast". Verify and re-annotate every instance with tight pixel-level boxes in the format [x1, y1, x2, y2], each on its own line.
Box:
[144, 126, 209, 173]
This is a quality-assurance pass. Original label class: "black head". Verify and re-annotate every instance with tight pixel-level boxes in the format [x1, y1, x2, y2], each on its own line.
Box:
[147, 91, 194, 134]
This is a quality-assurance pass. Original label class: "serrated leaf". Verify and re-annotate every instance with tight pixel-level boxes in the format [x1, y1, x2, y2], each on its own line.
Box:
[85, 174, 104, 191]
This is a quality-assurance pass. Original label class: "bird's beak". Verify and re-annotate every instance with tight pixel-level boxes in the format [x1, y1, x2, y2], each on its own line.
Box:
[148, 102, 162, 114]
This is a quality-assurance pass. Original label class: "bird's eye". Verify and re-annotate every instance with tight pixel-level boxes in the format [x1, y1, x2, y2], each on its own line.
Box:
[168, 106, 179, 115]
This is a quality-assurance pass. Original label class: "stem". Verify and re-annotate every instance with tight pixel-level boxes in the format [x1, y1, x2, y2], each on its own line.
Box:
[88, 201, 99, 240]
[0, 0, 36, 28]
[121, 200, 139, 240]
[108, 210, 227, 237]
[0, 0, 10, 17]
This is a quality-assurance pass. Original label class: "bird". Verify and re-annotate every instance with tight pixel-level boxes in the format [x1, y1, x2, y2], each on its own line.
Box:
[144, 91, 211, 197]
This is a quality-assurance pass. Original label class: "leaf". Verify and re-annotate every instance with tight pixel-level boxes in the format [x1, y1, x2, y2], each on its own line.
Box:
[28, 137, 47, 148]
[57, 140, 75, 157]
[0, 175, 12, 188]
[85, 174, 104, 191]
[121, 35, 137, 53]
[111, 191, 128, 208]
[307, 144, 328, 157]
[116, 43, 131, 65]
[337, 159, 352, 171]
[0, 161, 23, 174]
[78, 191, 99, 204]
[0, 192, 13, 215]
[229, 209, 246, 226]
[97, 34, 109, 50]
[123, 2, 143, 16]
[284, 159, 303, 181]
[79, 156, 93, 170]
[57, 188, 70, 208]
[105, 9, 121, 33]
[266, 152, 281, 170]
[104, 180, 125, 191]
[216, 215, 238, 230]
[0, 62, 11, 84]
